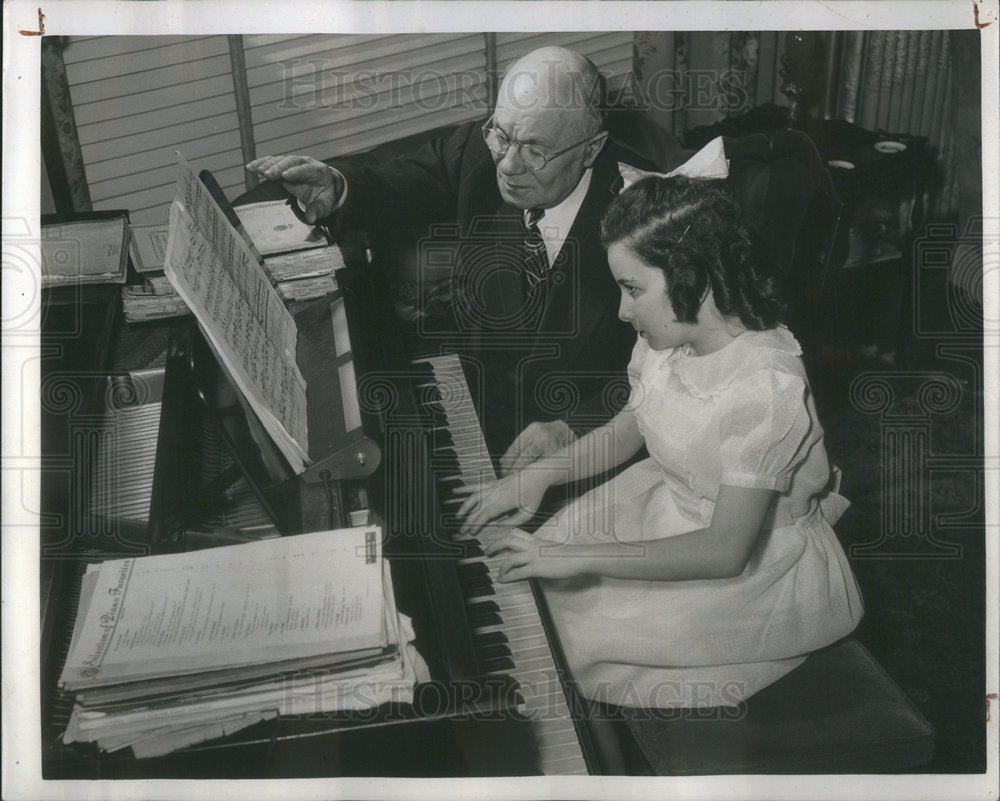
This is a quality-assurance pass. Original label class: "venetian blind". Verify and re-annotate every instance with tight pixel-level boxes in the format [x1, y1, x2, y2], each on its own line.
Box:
[58, 33, 636, 224]
[243, 34, 491, 160]
[61, 36, 246, 225]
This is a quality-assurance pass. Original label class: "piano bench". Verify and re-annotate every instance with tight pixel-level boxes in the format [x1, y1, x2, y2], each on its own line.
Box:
[624, 639, 935, 774]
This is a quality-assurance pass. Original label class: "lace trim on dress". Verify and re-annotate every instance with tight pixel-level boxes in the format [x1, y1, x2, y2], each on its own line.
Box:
[666, 326, 803, 400]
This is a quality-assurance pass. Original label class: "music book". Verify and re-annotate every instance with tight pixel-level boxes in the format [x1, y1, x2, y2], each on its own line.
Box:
[128, 223, 170, 273]
[164, 154, 310, 471]
[40, 212, 130, 288]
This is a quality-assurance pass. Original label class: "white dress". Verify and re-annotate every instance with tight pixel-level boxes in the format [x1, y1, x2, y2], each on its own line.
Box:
[535, 326, 864, 708]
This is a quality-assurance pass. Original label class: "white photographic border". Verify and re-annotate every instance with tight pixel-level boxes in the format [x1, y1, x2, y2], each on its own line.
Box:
[3, 2, 997, 800]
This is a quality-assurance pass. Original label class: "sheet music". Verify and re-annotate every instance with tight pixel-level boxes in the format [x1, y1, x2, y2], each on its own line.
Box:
[164, 155, 309, 470]
[59, 528, 386, 687]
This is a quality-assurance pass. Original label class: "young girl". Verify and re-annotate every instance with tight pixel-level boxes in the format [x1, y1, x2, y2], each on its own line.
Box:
[456, 175, 863, 710]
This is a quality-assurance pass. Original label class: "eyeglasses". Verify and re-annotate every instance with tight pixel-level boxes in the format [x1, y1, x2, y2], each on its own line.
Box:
[481, 116, 602, 171]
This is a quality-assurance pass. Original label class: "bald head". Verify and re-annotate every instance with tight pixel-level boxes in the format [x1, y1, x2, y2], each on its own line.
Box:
[489, 47, 608, 209]
[497, 46, 604, 138]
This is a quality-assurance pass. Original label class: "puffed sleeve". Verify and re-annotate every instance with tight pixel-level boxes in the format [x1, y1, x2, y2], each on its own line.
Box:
[625, 335, 649, 411]
[717, 368, 813, 492]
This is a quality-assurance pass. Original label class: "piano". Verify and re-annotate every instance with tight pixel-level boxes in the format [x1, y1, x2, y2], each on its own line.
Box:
[39, 221, 608, 778]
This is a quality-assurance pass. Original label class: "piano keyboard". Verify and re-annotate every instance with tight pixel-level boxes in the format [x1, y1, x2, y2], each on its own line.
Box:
[414, 354, 590, 776]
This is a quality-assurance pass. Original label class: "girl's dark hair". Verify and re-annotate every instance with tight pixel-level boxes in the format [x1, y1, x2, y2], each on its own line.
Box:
[601, 175, 786, 330]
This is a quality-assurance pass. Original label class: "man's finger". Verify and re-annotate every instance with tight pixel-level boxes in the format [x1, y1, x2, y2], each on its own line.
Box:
[303, 199, 330, 225]
[246, 155, 295, 170]
[247, 155, 305, 180]
[280, 162, 326, 183]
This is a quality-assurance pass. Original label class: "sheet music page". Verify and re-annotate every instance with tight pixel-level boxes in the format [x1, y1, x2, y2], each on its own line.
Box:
[59, 528, 385, 687]
[164, 154, 309, 470]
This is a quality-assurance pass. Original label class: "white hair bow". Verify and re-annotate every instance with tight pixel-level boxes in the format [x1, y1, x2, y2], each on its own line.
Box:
[617, 135, 729, 191]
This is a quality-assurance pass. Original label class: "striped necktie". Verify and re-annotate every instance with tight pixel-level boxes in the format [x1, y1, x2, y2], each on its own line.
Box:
[523, 207, 550, 292]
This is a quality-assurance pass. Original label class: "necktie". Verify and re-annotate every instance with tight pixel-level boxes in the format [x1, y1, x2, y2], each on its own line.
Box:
[523, 208, 550, 293]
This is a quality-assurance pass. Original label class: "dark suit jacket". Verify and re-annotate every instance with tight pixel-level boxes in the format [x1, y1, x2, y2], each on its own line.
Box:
[327, 121, 652, 453]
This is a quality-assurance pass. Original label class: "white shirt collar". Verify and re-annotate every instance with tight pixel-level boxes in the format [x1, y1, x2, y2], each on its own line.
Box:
[524, 167, 593, 265]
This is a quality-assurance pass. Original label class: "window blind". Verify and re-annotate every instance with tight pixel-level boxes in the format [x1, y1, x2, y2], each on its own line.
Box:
[62, 35, 245, 225]
[56, 33, 636, 224]
[243, 34, 490, 160]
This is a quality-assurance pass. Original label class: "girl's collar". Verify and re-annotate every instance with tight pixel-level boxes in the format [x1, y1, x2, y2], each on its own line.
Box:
[663, 326, 802, 399]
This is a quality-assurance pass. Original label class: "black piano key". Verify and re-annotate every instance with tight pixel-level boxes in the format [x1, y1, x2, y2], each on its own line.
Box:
[457, 572, 491, 591]
[433, 433, 457, 453]
[432, 449, 461, 473]
[456, 562, 489, 581]
[474, 630, 509, 647]
[480, 655, 517, 673]
[467, 600, 501, 617]
[478, 642, 513, 661]
[419, 385, 442, 405]
[461, 578, 495, 598]
[469, 609, 504, 628]
[434, 448, 460, 465]
[461, 578, 493, 597]
[435, 466, 462, 483]
[455, 540, 485, 559]
[436, 474, 466, 489]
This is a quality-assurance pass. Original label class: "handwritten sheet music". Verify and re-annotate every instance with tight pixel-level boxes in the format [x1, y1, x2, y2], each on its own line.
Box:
[164, 155, 309, 470]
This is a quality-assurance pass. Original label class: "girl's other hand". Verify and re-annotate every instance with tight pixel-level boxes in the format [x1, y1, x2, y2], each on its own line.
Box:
[484, 530, 582, 582]
[453, 473, 547, 536]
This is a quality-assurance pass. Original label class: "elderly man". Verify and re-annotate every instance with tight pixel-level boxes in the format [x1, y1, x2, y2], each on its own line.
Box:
[248, 46, 653, 471]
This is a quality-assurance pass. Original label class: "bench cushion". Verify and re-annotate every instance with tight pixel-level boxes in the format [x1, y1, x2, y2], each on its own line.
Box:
[625, 639, 935, 774]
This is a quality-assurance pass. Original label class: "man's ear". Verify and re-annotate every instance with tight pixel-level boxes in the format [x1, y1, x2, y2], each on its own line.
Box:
[583, 130, 609, 168]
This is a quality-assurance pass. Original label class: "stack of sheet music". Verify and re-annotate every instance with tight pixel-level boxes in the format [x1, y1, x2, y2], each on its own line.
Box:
[58, 527, 428, 758]
[238, 198, 343, 302]
[41, 213, 130, 289]
[264, 246, 341, 302]
[122, 213, 340, 322]
[122, 223, 189, 322]
[121, 278, 191, 323]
